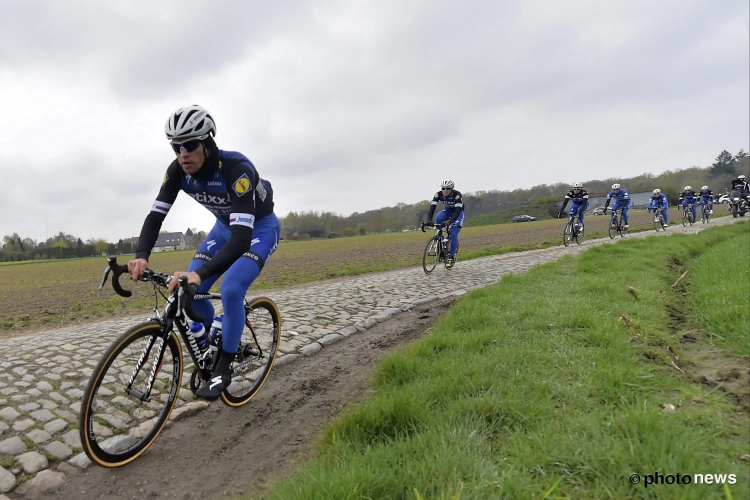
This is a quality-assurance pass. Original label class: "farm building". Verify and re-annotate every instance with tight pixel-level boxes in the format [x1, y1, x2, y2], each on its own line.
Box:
[152, 232, 188, 252]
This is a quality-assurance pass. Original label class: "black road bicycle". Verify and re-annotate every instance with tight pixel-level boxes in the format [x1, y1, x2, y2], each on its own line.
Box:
[562, 209, 585, 247]
[79, 257, 281, 467]
[607, 207, 626, 239]
[420, 222, 458, 274]
[682, 202, 695, 226]
[652, 206, 668, 232]
[700, 201, 711, 224]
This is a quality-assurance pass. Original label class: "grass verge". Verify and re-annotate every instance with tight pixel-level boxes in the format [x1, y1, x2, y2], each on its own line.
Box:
[685, 232, 750, 357]
[257, 222, 749, 499]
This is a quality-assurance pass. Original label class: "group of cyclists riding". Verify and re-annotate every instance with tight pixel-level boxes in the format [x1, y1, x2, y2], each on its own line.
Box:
[421, 175, 749, 272]
[556, 175, 749, 232]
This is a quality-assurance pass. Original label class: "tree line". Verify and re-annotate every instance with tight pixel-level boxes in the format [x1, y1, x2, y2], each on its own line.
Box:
[2, 149, 747, 260]
[280, 149, 749, 237]
[0, 229, 204, 263]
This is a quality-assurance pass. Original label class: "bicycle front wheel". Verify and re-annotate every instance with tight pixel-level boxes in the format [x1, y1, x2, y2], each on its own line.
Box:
[79, 322, 182, 467]
[608, 218, 617, 239]
[422, 236, 440, 274]
[653, 214, 661, 232]
[221, 297, 281, 407]
[563, 221, 573, 247]
[682, 211, 688, 226]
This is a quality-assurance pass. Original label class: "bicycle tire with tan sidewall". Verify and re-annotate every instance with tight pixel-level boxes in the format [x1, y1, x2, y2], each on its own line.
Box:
[79, 321, 183, 468]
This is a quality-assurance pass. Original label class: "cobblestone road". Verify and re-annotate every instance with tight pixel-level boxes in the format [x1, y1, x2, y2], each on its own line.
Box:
[0, 217, 742, 496]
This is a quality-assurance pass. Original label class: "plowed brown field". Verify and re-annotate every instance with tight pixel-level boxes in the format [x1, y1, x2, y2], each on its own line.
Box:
[0, 211, 717, 334]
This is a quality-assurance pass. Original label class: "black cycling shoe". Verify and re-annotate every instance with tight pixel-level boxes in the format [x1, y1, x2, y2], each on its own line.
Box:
[196, 349, 234, 401]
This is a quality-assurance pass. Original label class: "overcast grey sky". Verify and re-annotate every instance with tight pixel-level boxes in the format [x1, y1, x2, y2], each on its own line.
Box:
[1, 0, 748, 243]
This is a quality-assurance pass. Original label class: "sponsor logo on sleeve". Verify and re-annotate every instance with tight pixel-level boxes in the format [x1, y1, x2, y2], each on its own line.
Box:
[232, 174, 252, 196]
[162, 173, 169, 185]
[151, 201, 172, 215]
[229, 212, 255, 228]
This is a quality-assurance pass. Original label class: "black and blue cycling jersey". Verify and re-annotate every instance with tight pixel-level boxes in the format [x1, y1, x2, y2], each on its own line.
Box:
[136, 149, 274, 281]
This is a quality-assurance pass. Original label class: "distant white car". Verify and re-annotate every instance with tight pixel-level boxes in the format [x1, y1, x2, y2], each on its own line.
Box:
[592, 207, 605, 216]
[717, 193, 731, 204]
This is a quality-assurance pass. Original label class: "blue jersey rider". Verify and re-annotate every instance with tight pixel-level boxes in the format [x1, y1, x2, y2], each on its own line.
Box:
[678, 186, 698, 220]
[557, 182, 590, 233]
[648, 188, 669, 228]
[603, 183, 630, 229]
[129, 105, 280, 401]
[424, 179, 464, 269]
[698, 186, 714, 216]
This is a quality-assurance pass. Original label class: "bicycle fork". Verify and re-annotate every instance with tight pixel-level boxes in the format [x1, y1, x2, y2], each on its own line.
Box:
[124, 333, 164, 403]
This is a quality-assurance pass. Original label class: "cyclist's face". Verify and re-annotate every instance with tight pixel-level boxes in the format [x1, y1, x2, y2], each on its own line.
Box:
[573, 188, 581, 192]
[174, 141, 206, 175]
[441, 188, 452, 195]
[613, 189, 620, 193]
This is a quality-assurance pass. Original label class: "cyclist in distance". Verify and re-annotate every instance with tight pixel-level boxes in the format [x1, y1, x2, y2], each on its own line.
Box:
[678, 185, 698, 221]
[731, 174, 750, 202]
[129, 105, 280, 401]
[602, 183, 631, 230]
[424, 179, 464, 269]
[698, 185, 714, 215]
[557, 182, 590, 232]
[648, 189, 669, 228]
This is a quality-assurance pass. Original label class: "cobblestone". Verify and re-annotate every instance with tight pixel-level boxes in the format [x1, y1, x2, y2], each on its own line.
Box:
[0, 217, 740, 491]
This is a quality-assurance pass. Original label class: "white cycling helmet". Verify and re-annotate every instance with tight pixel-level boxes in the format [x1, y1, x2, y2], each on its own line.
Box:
[441, 179, 455, 189]
[701, 185, 708, 190]
[611, 183, 621, 190]
[573, 182, 583, 189]
[739, 175, 746, 180]
[653, 189, 661, 195]
[684, 185, 691, 191]
[165, 105, 216, 142]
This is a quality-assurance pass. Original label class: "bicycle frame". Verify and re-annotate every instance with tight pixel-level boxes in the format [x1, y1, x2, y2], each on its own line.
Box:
[608, 208, 625, 238]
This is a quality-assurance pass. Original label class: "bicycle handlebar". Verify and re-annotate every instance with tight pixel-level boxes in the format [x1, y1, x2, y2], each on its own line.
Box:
[99, 256, 205, 322]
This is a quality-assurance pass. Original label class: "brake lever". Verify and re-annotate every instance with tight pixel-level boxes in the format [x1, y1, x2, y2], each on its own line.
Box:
[98, 265, 111, 290]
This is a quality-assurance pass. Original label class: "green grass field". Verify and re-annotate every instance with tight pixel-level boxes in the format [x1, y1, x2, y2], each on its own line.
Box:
[257, 222, 750, 499]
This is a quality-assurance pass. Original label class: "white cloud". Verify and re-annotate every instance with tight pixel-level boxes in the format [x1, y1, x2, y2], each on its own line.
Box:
[1, 0, 747, 244]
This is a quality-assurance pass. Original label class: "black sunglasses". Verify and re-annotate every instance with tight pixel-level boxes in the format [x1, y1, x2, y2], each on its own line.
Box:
[441, 187, 452, 190]
[170, 139, 202, 154]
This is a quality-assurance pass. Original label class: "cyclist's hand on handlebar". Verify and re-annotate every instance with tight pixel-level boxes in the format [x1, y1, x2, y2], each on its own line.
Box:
[167, 271, 202, 295]
[127, 258, 150, 283]
[557, 212, 563, 219]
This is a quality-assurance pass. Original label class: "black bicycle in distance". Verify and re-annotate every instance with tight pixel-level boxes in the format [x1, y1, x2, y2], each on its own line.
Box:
[420, 222, 458, 274]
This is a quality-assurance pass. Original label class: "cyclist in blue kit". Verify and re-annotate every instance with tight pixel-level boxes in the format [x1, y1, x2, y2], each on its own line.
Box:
[128, 105, 280, 401]
[557, 182, 590, 233]
[678, 186, 698, 221]
[603, 183, 630, 229]
[424, 179, 464, 269]
[648, 188, 669, 228]
[698, 186, 714, 216]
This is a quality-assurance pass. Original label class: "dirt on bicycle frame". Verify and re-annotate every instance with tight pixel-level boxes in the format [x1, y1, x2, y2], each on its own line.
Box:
[42, 297, 458, 500]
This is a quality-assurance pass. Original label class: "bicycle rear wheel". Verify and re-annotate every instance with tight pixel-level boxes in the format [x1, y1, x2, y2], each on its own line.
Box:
[79, 322, 182, 467]
[221, 297, 281, 407]
[563, 221, 573, 247]
[422, 236, 440, 274]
